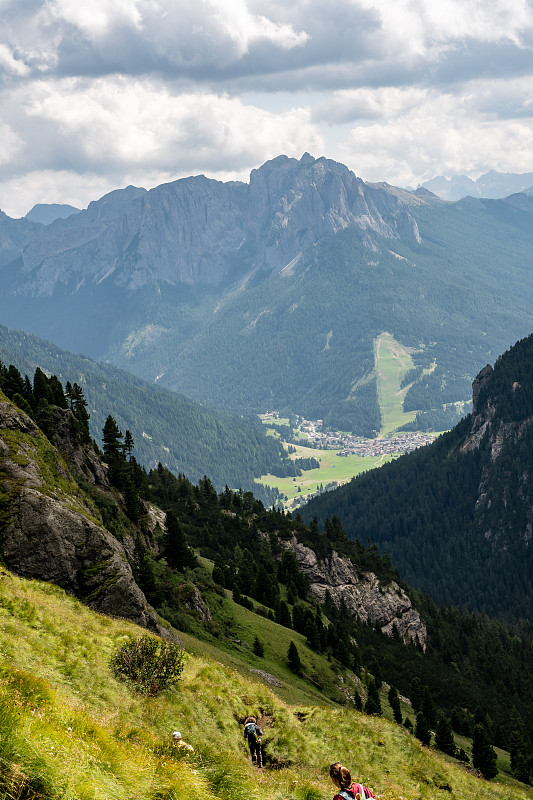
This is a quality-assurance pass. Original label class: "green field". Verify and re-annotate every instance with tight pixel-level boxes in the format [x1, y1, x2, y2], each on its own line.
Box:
[374, 331, 418, 434]
[256, 443, 393, 510]
[3, 567, 531, 800]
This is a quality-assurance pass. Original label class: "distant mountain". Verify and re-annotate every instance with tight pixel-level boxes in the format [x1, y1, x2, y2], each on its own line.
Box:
[420, 169, 533, 200]
[25, 203, 81, 225]
[1, 155, 533, 434]
[0, 324, 288, 498]
[302, 333, 533, 624]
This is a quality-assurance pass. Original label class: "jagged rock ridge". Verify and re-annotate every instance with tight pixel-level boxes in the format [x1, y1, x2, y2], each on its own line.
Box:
[277, 535, 427, 649]
[4, 154, 423, 297]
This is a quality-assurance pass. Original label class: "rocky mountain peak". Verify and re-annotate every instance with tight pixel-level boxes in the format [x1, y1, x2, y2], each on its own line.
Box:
[3, 154, 426, 298]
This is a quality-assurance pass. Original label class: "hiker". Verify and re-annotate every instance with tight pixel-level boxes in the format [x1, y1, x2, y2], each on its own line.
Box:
[172, 731, 193, 754]
[243, 716, 263, 767]
[329, 762, 376, 800]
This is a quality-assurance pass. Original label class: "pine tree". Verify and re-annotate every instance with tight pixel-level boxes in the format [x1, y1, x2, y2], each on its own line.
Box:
[277, 601, 292, 628]
[415, 712, 431, 746]
[410, 676, 423, 712]
[435, 716, 456, 756]
[124, 430, 134, 461]
[165, 510, 195, 570]
[422, 685, 437, 728]
[253, 636, 265, 657]
[102, 415, 125, 485]
[364, 679, 382, 715]
[287, 641, 302, 674]
[472, 724, 498, 780]
[388, 685, 403, 725]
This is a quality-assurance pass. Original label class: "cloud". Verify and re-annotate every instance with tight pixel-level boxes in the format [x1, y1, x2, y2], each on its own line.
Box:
[2, 0, 533, 215]
[0, 75, 323, 215]
[336, 86, 533, 186]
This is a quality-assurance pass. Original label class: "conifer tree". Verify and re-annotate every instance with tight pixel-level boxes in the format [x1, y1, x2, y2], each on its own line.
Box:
[415, 712, 431, 746]
[435, 716, 456, 756]
[364, 678, 382, 715]
[253, 636, 265, 657]
[472, 724, 498, 780]
[388, 685, 403, 725]
[165, 510, 195, 570]
[287, 641, 302, 674]
[277, 600, 292, 628]
[102, 415, 125, 485]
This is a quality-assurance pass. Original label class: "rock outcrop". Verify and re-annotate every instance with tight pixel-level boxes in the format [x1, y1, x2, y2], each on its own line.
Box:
[277, 535, 427, 649]
[0, 395, 176, 641]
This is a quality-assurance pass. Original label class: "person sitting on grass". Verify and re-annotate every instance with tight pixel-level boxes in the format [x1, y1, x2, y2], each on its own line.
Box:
[329, 762, 376, 800]
[172, 731, 193, 754]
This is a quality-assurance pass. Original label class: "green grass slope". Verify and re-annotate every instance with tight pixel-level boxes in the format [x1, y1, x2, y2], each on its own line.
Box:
[1, 568, 530, 800]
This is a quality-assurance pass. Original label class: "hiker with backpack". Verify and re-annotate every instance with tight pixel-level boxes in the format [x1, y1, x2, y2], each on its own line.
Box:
[329, 762, 376, 800]
[243, 716, 263, 767]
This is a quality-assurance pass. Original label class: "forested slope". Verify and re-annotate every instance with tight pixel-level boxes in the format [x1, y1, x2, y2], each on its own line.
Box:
[0, 324, 289, 499]
[302, 333, 533, 623]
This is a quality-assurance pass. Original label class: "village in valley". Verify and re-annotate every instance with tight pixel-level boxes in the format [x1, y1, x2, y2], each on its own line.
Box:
[263, 412, 436, 458]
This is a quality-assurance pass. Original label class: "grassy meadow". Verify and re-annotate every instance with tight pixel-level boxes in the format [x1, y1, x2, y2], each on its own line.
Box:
[1, 568, 531, 800]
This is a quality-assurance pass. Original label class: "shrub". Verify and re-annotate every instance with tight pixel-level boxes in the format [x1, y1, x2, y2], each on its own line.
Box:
[109, 635, 185, 696]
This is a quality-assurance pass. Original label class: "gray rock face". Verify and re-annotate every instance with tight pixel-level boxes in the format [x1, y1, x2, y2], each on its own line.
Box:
[7, 154, 424, 297]
[0, 396, 176, 641]
[278, 536, 427, 649]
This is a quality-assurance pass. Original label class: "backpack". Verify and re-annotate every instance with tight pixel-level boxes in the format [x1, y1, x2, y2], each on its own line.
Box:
[336, 784, 376, 800]
[244, 722, 259, 742]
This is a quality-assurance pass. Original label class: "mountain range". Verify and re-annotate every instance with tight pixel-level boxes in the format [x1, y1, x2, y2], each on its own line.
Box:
[419, 169, 533, 201]
[2, 154, 533, 434]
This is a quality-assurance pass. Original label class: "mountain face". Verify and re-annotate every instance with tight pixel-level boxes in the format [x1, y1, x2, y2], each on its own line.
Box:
[0, 392, 172, 639]
[25, 203, 81, 225]
[275, 534, 426, 648]
[1, 155, 533, 433]
[4, 156, 420, 295]
[302, 334, 533, 623]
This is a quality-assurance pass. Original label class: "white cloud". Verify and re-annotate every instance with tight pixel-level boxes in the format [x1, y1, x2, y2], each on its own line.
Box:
[2, 0, 533, 214]
[337, 85, 533, 185]
[23, 77, 321, 167]
[0, 76, 323, 215]
[0, 43, 30, 76]
[45, 0, 143, 38]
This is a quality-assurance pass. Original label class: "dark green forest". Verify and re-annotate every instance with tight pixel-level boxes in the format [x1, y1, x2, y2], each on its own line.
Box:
[303, 333, 533, 624]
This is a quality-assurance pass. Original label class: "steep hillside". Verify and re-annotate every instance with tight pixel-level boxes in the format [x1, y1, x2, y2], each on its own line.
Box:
[3, 570, 532, 800]
[0, 388, 167, 637]
[0, 324, 289, 499]
[2, 155, 533, 432]
[2, 361, 533, 786]
[302, 333, 533, 623]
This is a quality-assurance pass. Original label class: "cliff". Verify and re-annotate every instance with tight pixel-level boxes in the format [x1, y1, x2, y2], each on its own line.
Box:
[0, 392, 174, 639]
[277, 535, 427, 649]
[5, 154, 423, 296]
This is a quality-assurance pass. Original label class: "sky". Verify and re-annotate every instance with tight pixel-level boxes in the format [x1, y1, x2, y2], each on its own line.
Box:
[1, 0, 533, 217]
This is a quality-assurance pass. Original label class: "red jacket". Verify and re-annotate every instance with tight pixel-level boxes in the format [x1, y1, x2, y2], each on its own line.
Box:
[333, 783, 376, 800]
